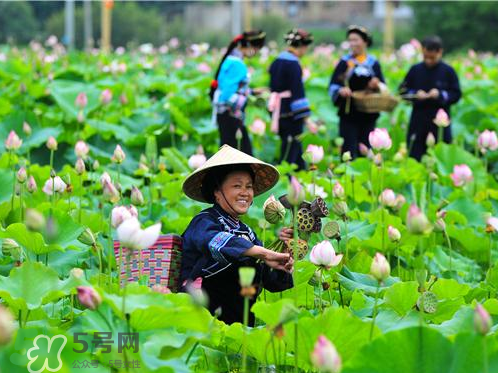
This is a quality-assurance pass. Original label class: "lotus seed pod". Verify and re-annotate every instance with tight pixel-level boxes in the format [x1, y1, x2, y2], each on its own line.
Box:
[417, 291, 438, 314]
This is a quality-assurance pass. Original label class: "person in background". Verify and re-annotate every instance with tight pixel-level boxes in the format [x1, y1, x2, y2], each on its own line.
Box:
[209, 31, 266, 155]
[399, 36, 462, 161]
[268, 29, 314, 170]
[328, 25, 386, 158]
[181, 145, 294, 325]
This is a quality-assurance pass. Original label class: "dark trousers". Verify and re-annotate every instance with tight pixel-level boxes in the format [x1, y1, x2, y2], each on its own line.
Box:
[279, 117, 305, 171]
[339, 116, 377, 158]
[408, 123, 451, 161]
[217, 112, 252, 155]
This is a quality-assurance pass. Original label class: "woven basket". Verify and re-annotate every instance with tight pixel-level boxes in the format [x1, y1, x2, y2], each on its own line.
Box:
[352, 91, 399, 113]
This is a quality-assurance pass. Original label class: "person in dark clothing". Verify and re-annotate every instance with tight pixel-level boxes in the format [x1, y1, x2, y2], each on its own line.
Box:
[399, 36, 462, 161]
[181, 145, 294, 325]
[328, 25, 386, 158]
[269, 29, 314, 170]
[210, 31, 266, 155]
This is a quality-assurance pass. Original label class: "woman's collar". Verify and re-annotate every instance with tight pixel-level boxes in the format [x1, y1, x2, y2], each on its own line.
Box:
[213, 203, 240, 224]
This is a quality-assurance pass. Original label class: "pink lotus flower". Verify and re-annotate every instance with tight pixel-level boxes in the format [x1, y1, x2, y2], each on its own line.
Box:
[310, 335, 342, 373]
[169, 37, 180, 49]
[305, 144, 324, 164]
[474, 304, 492, 335]
[116, 217, 161, 250]
[0, 305, 14, 345]
[287, 176, 305, 206]
[250, 118, 266, 136]
[27, 175, 37, 193]
[388, 226, 401, 242]
[111, 205, 138, 228]
[173, 58, 184, 69]
[379, 189, 396, 207]
[188, 154, 207, 170]
[196, 62, 211, 73]
[410, 38, 422, 50]
[42, 176, 67, 195]
[77, 286, 102, 310]
[111, 145, 126, 164]
[478, 130, 498, 152]
[450, 164, 473, 187]
[487, 216, 498, 232]
[310, 241, 343, 269]
[368, 128, 392, 151]
[75, 92, 88, 109]
[307, 120, 319, 134]
[370, 253, 390, 282]
[74, 140, 89, 158]
[433, 108, 450, 128]
[406, 204, 432, 235]
[333, 182, 345, 200]
[394, 194, 406, 211]
[100, 88, 113, 105]
[5, 130, 22, 150]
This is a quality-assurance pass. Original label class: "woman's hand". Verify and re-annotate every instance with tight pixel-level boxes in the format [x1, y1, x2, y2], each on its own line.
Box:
[278, 227, 293, 242]
[252, 87, 269, 97]
[339, 87, 352, 97]
[265, 251, 294, 273]
[367, 77, 380, 90]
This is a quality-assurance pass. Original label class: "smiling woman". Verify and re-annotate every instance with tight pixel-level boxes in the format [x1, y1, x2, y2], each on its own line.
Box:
[180, 145, 294, 325]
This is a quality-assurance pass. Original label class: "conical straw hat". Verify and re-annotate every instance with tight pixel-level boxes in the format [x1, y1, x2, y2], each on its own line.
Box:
[182, 145, 279, 203]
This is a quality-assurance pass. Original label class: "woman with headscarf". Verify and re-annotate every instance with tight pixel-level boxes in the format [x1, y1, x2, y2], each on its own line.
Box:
[268, 29, 314, 170]
[210, 31, 266, 155]
[181, 144, 294, 325]
[328, 25, 386, 158]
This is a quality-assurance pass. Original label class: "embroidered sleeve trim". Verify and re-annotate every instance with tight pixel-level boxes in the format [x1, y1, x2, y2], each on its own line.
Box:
[208, 232, 233, 265]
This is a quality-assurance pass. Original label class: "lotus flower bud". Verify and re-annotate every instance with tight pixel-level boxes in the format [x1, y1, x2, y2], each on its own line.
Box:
[74, 140, 89, 159]
[100, 171, 111, 186]
[93, 160, 100, 171]
[111, 145, 126, 164]
[369, 128, 392, 151]
[25, 208, 46, 231]
[358, 143, 369, 157]
[239, 267, 256, 288]
[75, 92, 88, 109]
[379, 189, 396, 207]
[235, 128, 243, 141]
[75, 158, 86, 175]
[305, 144, 324, 164]
[131, 186, 145, 206]
[433, 108, 450, 128]
[27, 176, 37, 193]
[46, 136, 58, 151]
[188, 154, 207, 170]
[22, 121, 32, 136]
[474, 304, 492, 335]
[111, 206, 134, 229]
[77, 111, 85, 123]
[486, 216, 498, 232]
[16, 167, 27, 184]
[42, 176, 66, 195]
[102, 179, 120, 204]
[186, 277, 208, 307]
[77, 286, 102, 310]
[2, 238, 21, 259]
[426, 132, 436, 147]
[332, 182, 345, 200]
[100, 88, 113, 105]
[342, 151, 352, 163]
[450, 164, 473, 187]
[287, 176, 305, 206]
[263, 195, 286, 224]
[406, 204, 432, 235]
[388, 226, 401, 242]
[0, 305, 14, 345]
[250, 118, 266, 136]
[370, 252, 391, 282]
[310, 335, 342, 373]
[434, 218, 446, 232]
[393, 194, 406, 211]
[4, 130, 22, 150]
[70, 268, 84, 279]
[393, 151, 404, 162]
[478, 130, 498, 152]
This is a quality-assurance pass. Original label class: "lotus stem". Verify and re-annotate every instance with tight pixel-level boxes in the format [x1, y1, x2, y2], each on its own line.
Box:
[369, 282, 380, 341]
[242, 295, 249, 373]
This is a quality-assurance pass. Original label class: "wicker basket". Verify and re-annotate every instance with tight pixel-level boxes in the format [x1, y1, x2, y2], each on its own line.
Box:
[352, 91, 399, 113]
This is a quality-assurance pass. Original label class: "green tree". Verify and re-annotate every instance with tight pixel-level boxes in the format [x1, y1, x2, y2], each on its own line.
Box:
[410, 1, 498, 52]
[0, 1, 39, 44]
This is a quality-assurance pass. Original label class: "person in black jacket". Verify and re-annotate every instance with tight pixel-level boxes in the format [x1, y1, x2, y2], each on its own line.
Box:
[328, 25, 385, 158]
[181, 145, 294, 326]
[399, 36, 462, 161]
[269, 29, 313, 170]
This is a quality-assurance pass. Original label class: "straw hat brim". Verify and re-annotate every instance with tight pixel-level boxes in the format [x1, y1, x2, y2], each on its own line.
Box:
[182, 145, 280, 203]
